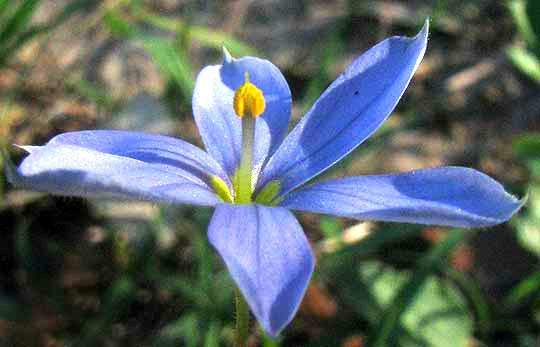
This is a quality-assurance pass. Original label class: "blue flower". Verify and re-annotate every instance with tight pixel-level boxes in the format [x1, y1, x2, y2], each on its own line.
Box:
[9, 20, 521, 337]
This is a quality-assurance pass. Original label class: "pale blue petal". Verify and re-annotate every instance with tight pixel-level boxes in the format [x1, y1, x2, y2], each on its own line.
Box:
[208, 204, 314, 337]
[192, 50, 292, 178]
[13, 134, 222, 206]
[258, 20, 429, 196]
[44, 130, 230, 187]
[280, 167, 522, 228]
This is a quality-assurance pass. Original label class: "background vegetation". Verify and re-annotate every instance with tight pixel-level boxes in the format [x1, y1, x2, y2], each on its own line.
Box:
[0, 1, 539, 346]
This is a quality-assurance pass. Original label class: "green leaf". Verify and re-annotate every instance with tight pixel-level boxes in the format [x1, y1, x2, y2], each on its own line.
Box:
[512, 139, 540, 253]
[503, 271, 540, 309]
[445, 268, 492, 336]
[103, 10, 135, 37]
[513, 133, 540, 160]
[69, 78, 115, 108]
[0, 0, 39, 44]
[526, 0, 540, 47]
[518, 334, 540, 347]
[299, 25, 344, 115]
[141, 37, 194, 100]
[203, 322, 221, 347]
[399, 277, 473, 347]
[135, 9, 258, 57]
[369, 230, 470, 347]
[102, 276, 136, 319]
[507, 46, 540, 82]
[319, 215, 340, 239]
[515, 185, 540, 253]
[0, 0, 9, 16]
[509, 0, 537, 47]
[155, 313, 202, 347]
[0, 143, 19, 188]
[0, 0, 94, 64]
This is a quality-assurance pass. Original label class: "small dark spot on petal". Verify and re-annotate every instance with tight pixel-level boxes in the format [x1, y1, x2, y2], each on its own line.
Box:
[354, 90, 359, 95]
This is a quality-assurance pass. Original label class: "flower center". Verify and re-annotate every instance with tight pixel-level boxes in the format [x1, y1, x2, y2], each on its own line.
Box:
[209, 72, 282, 206]
[233, 72, 265, 119]
[233, 72, 266, 204]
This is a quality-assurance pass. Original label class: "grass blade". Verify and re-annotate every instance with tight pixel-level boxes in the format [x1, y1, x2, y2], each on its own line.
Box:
[370, 229, 465, 347]
[0, 0, 39, 44]
[135, 8, 258, 57]
[141, 37, 195, 101]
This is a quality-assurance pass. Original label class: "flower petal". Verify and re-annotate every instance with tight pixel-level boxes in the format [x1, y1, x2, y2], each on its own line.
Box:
[44, 130, 230, 186]
[192, 49, 292, 179]
[208, 204, 314, 336]
[12, 132, 223, 206]
[280, 167, 522, 228]
[258, 20, 429, 196]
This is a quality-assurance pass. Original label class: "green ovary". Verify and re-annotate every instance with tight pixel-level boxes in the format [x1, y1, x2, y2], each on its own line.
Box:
[210, 175, 282, 206]
[255, 180, 282, 206]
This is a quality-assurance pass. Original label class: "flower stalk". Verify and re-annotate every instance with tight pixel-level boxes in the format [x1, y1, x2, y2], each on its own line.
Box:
[235, 286, 250, 347]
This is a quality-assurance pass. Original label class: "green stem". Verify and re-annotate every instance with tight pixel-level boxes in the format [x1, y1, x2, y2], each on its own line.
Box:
[234, 287, 250, 347]
[236, 115, 255, 204]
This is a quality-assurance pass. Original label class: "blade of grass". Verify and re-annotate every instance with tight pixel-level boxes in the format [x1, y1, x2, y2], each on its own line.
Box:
[0, 144, 18, 188]
[507, 46, 540, 82]
[509, 0, 536, 46]
[134, 8, 258, 57]
[299, 27, 343, 115]
[80, 275, 135, 347]
[204, 322, 221, 347]
[0, 0, 95, 64]
[0, 0, 39, 44]
[445, 267, 492, 336]
[502, 271, 540, 309]
[526, 0, 540, 49]
[103, 9, 135, 37]
[67, 78, 116, 109]
[0, 104, 18, 188]
[0, 0, 9, 16]
[141, 36, 195, 100]
[369, 229, 465, 347]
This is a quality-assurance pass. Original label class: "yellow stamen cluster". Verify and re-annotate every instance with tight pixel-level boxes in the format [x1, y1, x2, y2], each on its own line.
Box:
[233, 72, 265, 118]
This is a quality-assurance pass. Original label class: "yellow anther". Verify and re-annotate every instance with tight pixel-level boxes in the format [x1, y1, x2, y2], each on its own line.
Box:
[233, 72, 266, 118]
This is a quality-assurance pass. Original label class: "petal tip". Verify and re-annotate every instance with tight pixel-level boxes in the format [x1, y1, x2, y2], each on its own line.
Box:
[479, 194, 525, 228]
[422, 17, 430, 33]
[222, 45, 234, 64]
[13, 144, 33, 153]
[208, 205, 314, 338]
[264, 254, 314, 337]
[417, 18, 429, 47]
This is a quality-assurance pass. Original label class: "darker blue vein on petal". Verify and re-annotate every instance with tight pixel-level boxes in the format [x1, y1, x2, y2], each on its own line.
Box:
[207, 204, 314, 336]
[280, 166, 522, 228]
[258, 20, 429, 196]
